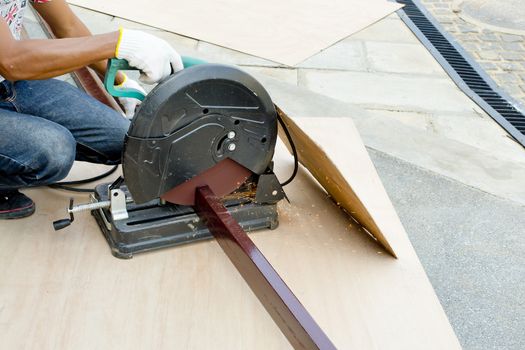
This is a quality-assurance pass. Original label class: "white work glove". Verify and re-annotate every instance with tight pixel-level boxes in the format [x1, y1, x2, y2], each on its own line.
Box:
[115, 74, 147, 118]
[115, 28, 184, 84]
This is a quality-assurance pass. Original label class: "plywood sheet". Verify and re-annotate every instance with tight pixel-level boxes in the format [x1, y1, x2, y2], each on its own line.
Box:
[67, 0, 402, 66]
[278, 109, 397, 257]
[0, 125, 459, 350]
[252, 72, 402, 256]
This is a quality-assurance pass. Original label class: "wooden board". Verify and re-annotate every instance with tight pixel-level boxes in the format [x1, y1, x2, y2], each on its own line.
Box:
[0, 124, 460, 349]
[67, 0, 402, 66]
[277, 109, 397, 257]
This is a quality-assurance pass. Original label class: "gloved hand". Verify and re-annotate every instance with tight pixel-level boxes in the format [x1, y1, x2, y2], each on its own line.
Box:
[115, 28, 184, 84]
[115, 74, 147, 118]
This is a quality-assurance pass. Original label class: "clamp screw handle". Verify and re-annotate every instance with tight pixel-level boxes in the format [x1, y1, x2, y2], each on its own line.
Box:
[52, 198, 75, 231]
[53, 219, 72, 230]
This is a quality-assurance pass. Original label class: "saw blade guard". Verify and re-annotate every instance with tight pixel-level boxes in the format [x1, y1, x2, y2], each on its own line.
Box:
[122, 64, 278, 204]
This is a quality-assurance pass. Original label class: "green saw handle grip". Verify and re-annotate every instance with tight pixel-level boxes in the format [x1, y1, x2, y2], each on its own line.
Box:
[104, 56, 207, 101]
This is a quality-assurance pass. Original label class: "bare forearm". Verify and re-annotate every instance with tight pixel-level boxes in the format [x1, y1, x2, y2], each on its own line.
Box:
[0, 32, 118, 80]
[26, 0, 123, 82]
[48, 15, 120, 82]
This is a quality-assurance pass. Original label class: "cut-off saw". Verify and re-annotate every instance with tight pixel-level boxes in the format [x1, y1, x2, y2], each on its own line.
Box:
[53, 57, 288, 259]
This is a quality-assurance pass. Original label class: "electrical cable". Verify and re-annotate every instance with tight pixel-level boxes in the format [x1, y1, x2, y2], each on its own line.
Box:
[48, 165, 118, 193]
[276, 113, 298, 187]
[47, 184, 96, 193]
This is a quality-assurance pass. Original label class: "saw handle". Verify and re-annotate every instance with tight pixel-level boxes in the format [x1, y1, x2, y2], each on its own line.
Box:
[104, 56, 207, 101]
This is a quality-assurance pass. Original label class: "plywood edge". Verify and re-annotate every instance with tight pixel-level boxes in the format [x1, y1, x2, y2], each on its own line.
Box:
[276, 106, 397, 258]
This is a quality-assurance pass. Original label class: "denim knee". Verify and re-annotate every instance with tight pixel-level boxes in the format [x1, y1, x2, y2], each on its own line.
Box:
[33, 128, 76, 184]
[93, 115, 129, 165]
[74, 111, 129, 165]
[103, 123, 128, 164]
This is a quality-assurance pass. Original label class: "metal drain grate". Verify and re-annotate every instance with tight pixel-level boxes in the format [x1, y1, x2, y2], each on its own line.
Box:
[396, 0, 525, 147]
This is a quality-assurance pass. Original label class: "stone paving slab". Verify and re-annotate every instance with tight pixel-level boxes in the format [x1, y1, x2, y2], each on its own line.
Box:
[297, 41, 367, 71]
[365, 41, 446, 75]
[354, 108, 525, 205]
[297, 69, 479, 113]
[364, 107, 525, 163]
[242, 66, 298, 86]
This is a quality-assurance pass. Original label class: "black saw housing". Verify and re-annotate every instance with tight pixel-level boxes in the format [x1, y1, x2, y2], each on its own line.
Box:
[123, 64, 278, 204]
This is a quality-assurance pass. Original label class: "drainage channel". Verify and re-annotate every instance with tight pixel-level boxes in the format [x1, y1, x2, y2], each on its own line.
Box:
[395, 0, 525, 148]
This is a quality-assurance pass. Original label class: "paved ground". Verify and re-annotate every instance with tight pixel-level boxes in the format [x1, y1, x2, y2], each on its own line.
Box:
[24, 4, 525, 349]
[421, 0, 525, 107]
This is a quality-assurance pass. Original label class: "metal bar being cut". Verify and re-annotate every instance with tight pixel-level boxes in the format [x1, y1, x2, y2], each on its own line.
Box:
[194, 186, 337, 350]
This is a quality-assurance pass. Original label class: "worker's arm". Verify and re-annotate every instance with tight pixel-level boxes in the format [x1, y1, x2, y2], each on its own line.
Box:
[31, 0, 125, 84]
[0, 17, 117, 81]
[0, 1, 181, 83]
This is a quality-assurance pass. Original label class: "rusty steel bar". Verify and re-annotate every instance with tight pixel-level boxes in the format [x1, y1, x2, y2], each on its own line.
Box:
[69, 68, 123, 112]
[194, 185, 338, 350]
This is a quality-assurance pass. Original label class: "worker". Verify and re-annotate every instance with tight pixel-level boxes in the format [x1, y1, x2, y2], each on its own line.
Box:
[0, 0, 182, 219]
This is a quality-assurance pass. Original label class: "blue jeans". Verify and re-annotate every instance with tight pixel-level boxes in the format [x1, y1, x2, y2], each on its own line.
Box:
[0, 79, 130, 190]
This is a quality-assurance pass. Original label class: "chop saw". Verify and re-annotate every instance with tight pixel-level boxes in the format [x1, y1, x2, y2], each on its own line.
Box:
[53, 57, 286, 259]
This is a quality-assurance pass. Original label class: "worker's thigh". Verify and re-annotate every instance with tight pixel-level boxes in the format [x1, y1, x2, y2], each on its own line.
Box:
[0, 107, 76, 190]
[5, 79, 130, 164]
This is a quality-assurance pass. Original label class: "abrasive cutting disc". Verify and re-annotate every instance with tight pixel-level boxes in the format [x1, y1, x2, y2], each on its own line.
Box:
[122, 64, 278, 205]
[161, 158, 251, 206]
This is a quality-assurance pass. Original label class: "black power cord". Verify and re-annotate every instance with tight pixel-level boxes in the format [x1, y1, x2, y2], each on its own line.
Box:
[48, 165, 119, 193]
[276, 113, 298, 187]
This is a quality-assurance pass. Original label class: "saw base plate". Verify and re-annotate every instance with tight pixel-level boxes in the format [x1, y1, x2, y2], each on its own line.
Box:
[91, 183, 279, 259]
